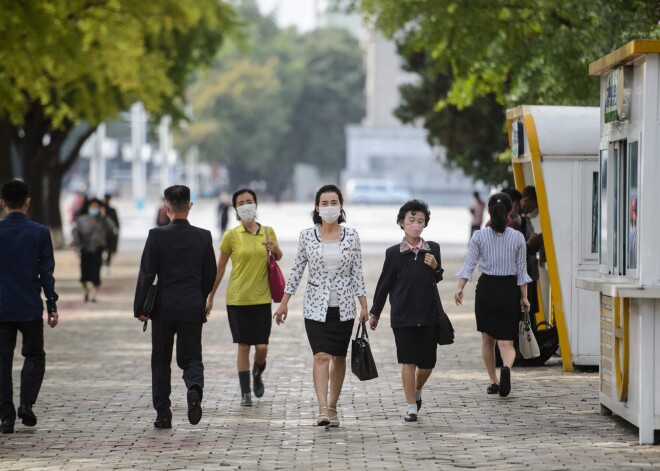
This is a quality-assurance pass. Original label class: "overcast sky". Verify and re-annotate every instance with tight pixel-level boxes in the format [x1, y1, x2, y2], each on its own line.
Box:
[256, 0, 316, 32]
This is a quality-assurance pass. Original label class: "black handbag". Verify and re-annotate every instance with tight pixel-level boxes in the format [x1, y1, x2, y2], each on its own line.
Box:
[142, 285, 157, 332]
[351, 322, 378, 381]
[434, 286, 454, 345]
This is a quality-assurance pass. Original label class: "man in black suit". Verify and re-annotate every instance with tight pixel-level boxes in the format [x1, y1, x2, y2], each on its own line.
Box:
[134, 185, 216, 429]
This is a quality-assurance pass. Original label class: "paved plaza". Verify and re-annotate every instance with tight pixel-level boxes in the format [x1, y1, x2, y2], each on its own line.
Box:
[2, 243, 660, 470]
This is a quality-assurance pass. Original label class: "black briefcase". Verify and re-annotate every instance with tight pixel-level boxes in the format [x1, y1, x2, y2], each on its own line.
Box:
[142, 285, 157, 332]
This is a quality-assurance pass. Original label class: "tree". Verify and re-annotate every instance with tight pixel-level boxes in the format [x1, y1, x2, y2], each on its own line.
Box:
[179, 1, 365, 197]
[280, 28, 365, 179]
[0, 0, 240, 243]
[356, 0, 660, 184]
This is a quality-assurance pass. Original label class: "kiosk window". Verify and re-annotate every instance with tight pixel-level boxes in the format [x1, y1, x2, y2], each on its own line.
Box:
[591, 171, 599, 254]
[626, 141, 639, 271]
[599, 149, 608, 267]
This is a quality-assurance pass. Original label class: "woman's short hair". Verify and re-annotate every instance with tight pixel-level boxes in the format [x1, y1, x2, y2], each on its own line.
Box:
[396, 199, 431, 228]
[312, 184, 346, 224]
[232, 188, 257, 208]
[487, 192, 512, 232]
[232, 188, 257, 221]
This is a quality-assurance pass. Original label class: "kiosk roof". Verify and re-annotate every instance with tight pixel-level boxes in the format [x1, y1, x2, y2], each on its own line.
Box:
[589, 40, 660, 76]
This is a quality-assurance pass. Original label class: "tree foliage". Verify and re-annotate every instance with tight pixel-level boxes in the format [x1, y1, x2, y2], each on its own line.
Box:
[357, 0, 660, 184]
[179, 1, 365, 195]
[0, 0, 240, 242]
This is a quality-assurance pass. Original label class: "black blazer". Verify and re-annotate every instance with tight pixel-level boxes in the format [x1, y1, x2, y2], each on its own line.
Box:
[133, 219, 217, 322]
[370, 240, 445, 328]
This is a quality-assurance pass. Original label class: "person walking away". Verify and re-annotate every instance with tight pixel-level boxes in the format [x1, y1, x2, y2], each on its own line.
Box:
[0, 179, 59, 434]
[470, 191, 485, 237]
[369, 200, 447, 422]
[217, 193, 231, 238]
[134, 185, 216, 429]
[274, 184, 368, 427]
[72, 198, 116, 303]
[103, 193, 120, 271]
[454, 193, 531, 397]
[205, 189, 282, 406]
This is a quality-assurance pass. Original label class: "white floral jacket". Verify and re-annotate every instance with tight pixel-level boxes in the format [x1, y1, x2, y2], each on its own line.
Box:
[284, 225, 367, 322]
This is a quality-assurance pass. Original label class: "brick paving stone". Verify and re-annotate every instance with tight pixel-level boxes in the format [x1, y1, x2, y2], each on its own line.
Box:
[1, 250, 660, 470]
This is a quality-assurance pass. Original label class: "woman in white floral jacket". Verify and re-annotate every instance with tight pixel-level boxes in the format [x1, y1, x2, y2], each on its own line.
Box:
[274, 184, 368, 428]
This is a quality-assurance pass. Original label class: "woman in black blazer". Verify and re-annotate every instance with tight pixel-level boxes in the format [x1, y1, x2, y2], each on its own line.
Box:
[369, 200, 447, 423]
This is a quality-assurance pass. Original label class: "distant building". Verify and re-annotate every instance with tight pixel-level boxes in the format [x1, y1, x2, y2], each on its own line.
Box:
[316, 2, 486, 205]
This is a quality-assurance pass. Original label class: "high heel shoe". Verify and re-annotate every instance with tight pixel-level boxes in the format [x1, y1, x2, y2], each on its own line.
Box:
[316, 407, 330, 426]
[327, 407, 340, 427]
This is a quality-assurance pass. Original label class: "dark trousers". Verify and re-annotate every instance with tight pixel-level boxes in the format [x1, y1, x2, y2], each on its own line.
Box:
[151, 319, 204, 418]
[0, 319, 46, 420]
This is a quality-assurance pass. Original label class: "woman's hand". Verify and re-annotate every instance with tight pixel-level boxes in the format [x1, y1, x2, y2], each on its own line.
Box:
[454, 288, 464, 306]
[368, 315, 379, 330]
[273, 303, 288, 325]
[358, 307, 369, 323]
[423, 253, 438, 270]
[520, 297, 531, 314]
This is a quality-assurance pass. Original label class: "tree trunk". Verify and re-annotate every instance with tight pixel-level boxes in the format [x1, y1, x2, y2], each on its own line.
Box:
[0, 118, 14, 183]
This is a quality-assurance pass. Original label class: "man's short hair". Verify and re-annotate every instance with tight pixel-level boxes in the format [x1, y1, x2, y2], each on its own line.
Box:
[1, 179, 29, 209]
[164, 185, 191, 213]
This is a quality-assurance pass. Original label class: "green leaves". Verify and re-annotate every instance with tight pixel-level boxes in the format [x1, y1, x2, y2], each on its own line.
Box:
[360, 0, 660, 184]
[180, 2, 365, 191]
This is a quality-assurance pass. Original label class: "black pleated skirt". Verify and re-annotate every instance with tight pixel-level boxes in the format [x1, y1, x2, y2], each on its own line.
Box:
[304, 307, 355, 357]
[475, 274, 521, 340]
[227, 304, 272, 345]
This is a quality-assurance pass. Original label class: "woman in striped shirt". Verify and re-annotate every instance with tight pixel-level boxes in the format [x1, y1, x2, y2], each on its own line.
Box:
[455, 193, 531, 397]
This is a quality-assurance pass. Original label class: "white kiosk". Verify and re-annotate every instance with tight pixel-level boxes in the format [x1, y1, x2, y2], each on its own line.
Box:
[507, 106, 601, 372]
[577, 40, 660, 444]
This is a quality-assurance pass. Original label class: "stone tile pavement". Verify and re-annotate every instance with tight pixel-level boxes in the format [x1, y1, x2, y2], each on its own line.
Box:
[1, 249, 660, 470]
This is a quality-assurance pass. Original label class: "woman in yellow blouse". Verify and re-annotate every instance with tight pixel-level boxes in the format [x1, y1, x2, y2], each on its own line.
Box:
[206, 189, 282, 406]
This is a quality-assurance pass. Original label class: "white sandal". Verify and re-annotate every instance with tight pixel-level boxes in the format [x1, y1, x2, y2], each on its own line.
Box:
[316, 407, 330, 426]
[327, 407, 340, 427]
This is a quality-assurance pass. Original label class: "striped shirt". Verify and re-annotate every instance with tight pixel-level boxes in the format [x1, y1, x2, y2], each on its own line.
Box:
[456, 227, 532, 286]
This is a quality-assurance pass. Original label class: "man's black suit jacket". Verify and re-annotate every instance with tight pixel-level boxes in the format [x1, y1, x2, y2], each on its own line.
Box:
[134, 219, 217, 322]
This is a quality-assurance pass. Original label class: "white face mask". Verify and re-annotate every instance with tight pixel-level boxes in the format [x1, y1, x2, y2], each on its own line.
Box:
[237, 203, 256, 221]
[527, 208, 539, 219]
[318, 206, 341, 223]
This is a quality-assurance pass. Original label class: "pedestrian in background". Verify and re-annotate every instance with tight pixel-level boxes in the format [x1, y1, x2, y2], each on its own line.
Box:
[103, 193, 120, 271]
[0, 179, 59, 434]
[134, 185, 216, 429]
[455, 193, 531, 397]
[274, 184, 368, 427]
[470, 191, 486, 237]
[155, 198, 170, 227]
[217, 192, 231, 238]
[369, 200, 446, 422]
[72, 198, 116, 303]
[206, 189, 282, 406]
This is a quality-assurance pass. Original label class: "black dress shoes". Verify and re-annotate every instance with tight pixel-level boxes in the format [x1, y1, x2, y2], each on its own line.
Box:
[404, 412, 417, 422]
[153, 417, 172, 429]
[499, 366, 511, 397]
[487, 383, 500, 394]
[1, 418, 15, 433]
[187, 388, 202, 425]
[416, 398, 422, 411]
[18, 404, 37, 427]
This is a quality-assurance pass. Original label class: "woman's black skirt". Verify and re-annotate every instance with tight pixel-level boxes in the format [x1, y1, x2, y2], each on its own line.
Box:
[227, 304, 272, 345]
[80, 249, 103, 286]
[392, 324, 438, 369]
[475, 274, 521, 341]
[304, 307, 355, 357]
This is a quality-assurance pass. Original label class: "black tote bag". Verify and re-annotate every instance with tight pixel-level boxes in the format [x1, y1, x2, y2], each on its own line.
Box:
[142, 284, 157, 332]
[351, 322, 378, 381]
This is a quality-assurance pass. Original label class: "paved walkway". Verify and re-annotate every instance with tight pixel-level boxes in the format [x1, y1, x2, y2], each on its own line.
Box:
[1, 250, 660, 470]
